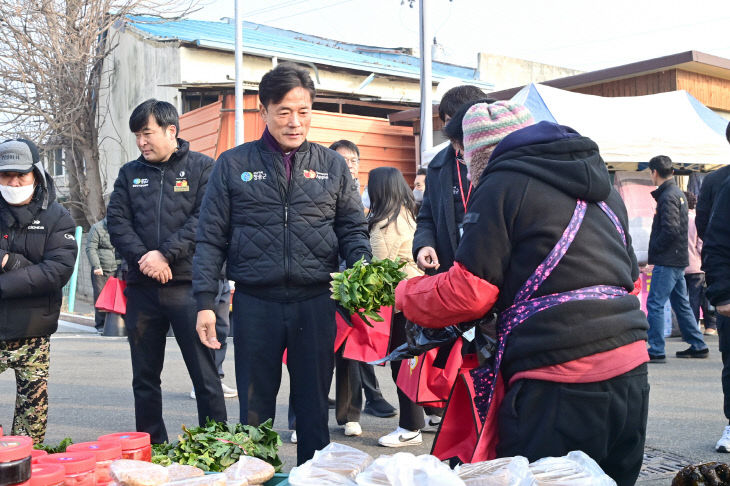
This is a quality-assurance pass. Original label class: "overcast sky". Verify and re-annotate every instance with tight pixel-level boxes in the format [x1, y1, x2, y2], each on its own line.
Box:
[183, 0, 730, 72]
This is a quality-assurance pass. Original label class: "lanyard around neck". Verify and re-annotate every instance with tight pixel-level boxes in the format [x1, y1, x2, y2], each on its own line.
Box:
[455, 156, 472, 213]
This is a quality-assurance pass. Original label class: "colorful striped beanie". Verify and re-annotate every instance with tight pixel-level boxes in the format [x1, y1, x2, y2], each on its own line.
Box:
[462, 101, 534, 162]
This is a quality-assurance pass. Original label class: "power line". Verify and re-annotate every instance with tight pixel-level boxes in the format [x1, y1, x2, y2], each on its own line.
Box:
[243, 0, 309, 18]
[257, 0, 356, 23]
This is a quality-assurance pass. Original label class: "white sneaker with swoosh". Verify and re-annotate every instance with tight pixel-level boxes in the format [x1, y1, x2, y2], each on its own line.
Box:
[378, 427, 422, 447]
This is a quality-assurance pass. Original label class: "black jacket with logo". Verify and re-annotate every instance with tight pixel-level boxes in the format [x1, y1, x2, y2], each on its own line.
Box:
[193, 138, 371, 309]
[0, 168, 77, 340]
[107, 139, 214, 285]
[648, 180, 689, 268]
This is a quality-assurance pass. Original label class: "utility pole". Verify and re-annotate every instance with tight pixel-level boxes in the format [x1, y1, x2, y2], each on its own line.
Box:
[234, 0, 244, 145]
[419, 0, 433, 159]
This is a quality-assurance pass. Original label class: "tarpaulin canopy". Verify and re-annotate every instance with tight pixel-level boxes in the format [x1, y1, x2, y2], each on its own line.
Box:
[511, 83, 730, 171]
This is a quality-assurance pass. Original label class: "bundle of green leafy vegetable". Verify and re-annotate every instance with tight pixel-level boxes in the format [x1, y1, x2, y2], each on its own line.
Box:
[34, 437, 73, 453]
[151, 419, 282, 473]
[330, 257, 407, 326]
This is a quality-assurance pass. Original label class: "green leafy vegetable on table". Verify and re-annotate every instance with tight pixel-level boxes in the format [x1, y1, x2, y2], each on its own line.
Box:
[34, 437, 73, 453]
[330, 257, 407, 326]
[151, 418, 282, 473]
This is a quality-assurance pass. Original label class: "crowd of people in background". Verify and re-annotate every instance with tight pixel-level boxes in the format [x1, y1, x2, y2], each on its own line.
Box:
[2, 62, 730, 485]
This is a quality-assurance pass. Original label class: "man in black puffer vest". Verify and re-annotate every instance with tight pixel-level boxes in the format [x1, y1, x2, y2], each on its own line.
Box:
[107, 100, 226, 444]
[0, 138, 77, 443]
[193, 64, 371, 464]
[646, 155, 708, 362]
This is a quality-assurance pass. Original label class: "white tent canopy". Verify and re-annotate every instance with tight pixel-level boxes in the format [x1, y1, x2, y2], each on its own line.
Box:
[511, 84, 730, 171]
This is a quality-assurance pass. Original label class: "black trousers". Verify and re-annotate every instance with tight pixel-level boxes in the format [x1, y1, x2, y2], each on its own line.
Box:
[212, 290, 231, 377]
[388, 312, 443, 431]
[334, 350, 388, 425]
[685, 273, 717, 329]
[718, 316, 730, 421]
[91, 272, 111, 329]
[124, 284, 227, 443]
[497, 363, 649, 486]
[233, 291, 336, 465]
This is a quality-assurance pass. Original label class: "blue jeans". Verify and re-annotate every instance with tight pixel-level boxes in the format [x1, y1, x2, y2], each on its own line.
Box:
[647, 265, 708, 356]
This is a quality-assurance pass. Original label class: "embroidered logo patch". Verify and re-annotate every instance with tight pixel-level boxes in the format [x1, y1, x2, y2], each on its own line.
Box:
[241, 172, 253, 182]
[132, 178, 149, 188]
[303, 169, 316, 179]
[315, 171, 329, 180]
[174, 178, 189, 192]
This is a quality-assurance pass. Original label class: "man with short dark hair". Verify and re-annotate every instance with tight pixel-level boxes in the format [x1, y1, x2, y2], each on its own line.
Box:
[405, 86, 485, 440]
[193, 63, 371, 464]
[107, 99, 227, 444]
[646, 155, 708, 362]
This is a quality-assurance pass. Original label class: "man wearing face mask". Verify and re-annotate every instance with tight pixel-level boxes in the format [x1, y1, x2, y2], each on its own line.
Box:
[411, 85, 487, 432]
[107, 99, 226, 444]
[0, 139, 77, 443]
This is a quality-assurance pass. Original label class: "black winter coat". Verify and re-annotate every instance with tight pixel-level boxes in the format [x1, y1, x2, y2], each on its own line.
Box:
[455, 122, 647, 378]
[648, 180, 689, 268]
[412, 144, 459, 274]
[0, 171, 77, 340]
[696, 165, 730, 240]
[107, 140, 214, 285]
[193, 138, 371, 308]
[703, 181, 730, 306]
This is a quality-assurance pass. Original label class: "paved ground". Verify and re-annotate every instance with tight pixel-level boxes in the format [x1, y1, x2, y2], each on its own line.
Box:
[0, 321, 726, 484]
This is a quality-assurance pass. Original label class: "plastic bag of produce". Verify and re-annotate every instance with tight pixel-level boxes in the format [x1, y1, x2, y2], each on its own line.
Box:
[529, 451, 616, 486]
[163, 474, 227, 485]
[289, 443, 372, 485]
[355, 453, 465, 486]
[289, 461, 359, 486]
[110, 459, 169, 486]
[455, 456, 535, 486]
[224, 456, 275, 484]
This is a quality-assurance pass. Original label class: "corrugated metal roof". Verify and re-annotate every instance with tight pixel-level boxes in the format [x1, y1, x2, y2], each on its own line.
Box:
[126, 16, 492, 88]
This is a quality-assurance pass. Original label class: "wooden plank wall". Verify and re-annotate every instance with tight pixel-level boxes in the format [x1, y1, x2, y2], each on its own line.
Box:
[572, 70, 678, 97]
[181, 94, 417, 190]
[178, 101, 223, 158]
[676, 70, 730, 112]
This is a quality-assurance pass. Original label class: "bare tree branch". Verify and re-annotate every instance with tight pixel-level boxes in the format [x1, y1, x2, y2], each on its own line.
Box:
[0, 0, 196, 226]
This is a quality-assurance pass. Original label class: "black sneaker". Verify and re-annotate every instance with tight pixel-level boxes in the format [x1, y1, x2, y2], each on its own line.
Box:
[363, 398, 397, 418]
[676, 347, 709, 359]
[648, 353, 666, 363]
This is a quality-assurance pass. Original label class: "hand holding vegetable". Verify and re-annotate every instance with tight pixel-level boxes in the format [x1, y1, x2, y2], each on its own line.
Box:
[330, 257, 407, 326]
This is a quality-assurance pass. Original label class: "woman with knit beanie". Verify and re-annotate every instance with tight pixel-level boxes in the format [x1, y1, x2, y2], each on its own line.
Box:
[394, 101, 649, 486]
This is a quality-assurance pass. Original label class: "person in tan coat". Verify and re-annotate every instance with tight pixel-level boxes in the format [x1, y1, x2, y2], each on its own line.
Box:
[365, 166, 441, 448]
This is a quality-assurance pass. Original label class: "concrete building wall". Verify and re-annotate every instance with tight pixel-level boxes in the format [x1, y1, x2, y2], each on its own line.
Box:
[179, 47, 435, 104]
[478, 53, 582, 92]
[97, 28, 182, 194]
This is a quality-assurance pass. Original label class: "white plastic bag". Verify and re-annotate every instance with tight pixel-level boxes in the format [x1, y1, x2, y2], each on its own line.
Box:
[455, 456, 536, 486]
[529, 451, 616, 486]
[356, 453, 465, 486]
[289, 443, 372, 486]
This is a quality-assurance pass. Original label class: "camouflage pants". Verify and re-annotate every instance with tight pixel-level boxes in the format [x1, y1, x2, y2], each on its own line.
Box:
[0, 336, 50, 443]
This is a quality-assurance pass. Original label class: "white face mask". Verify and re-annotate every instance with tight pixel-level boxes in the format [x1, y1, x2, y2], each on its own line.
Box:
[361, 187, 370, 209]
[0, 184, 35, 205]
